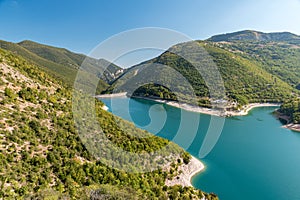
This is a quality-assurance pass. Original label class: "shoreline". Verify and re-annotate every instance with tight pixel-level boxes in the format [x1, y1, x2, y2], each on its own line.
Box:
[274, 111, 300, 132]
[283, 123, 300, 132]
[101, 105, 109, 111]
[97, 93, 283, 189]
[226, 103, 281, 117]
[95, 92, 127, 98]
[133, 96, 224, 116]
[132, 95, 281, 117]
[97, 93, 206, 188]
[165, 156, 205, 187]
[97, 93, 280, 117]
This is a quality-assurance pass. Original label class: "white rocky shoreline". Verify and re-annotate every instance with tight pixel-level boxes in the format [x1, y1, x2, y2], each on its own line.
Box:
[165, 156, 205, 188]
[97, 92, 281, 117]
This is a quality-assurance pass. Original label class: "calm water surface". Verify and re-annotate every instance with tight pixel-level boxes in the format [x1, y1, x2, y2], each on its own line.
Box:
[101, 97, 300, 200]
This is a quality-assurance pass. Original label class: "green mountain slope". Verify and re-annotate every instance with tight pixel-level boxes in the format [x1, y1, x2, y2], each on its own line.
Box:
[106, 40, 295, 108]
[18, 40, 87, 69]
[0, 40, 123, 92]
[208, 30, 300, 45]
[18, 40, 123, 83]
[0, 48, 217, 199]
[279, 98, 300, 124]
[208, 31, 300, 88]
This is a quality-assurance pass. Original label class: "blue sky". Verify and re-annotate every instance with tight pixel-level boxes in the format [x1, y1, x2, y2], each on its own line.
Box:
[0, 0, 300, 66]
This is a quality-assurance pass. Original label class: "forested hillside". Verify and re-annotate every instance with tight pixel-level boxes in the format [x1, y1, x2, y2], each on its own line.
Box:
[106, 38, 296, 108]
[0, 48, 217, 199]
[279, 98, 300, 124]
[208, 31, 300, 89]
[207, 30, 300, 123]
[0, 40, 123, 92]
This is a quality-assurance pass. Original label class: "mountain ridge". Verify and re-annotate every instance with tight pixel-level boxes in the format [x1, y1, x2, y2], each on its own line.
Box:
[105, 41, 297, 109]
[208, 30, 300, 44]
[0, 39, 123, 92]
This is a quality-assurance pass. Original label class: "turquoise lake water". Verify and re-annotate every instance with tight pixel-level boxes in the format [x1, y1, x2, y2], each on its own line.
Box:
[101, 97, 300, 200]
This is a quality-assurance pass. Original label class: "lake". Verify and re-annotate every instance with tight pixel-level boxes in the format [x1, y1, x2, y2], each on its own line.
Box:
[101, 97, 300, 200]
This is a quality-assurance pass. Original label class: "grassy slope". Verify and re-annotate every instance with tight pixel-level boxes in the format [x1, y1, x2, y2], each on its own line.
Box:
[211, 41, 300, 88]
[202, 42, 294, 103]
[207, 31, 300, 117]
[207, 30, 300, 88]
[0, 49, 217, 199]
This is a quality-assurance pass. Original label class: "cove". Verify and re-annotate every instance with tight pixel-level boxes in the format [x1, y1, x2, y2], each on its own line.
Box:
[100, 97, 300, 200]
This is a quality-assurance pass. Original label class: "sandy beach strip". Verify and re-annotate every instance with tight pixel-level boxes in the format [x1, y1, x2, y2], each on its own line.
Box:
[95, 92, 127, 98]
[226, 103, 281, 117]
[159, 100, 223, 116]
[132, 96, 224, 116]
[165, 156, 205, 187]
[133, 96, 281, 117]
[96, 93, 280, 117]
[283, 123, 300, 132]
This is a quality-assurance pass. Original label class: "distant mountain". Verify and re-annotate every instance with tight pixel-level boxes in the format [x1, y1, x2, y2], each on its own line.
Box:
[208, 30, 300, 45]
[106, 30, 300, 109]
[96, 58, 124, 83]
[208, 31, 300, 88]
[0, 40, 123, 92]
